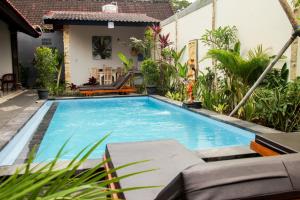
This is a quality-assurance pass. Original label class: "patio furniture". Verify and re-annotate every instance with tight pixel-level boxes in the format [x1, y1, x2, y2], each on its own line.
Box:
[79, 72, 136, 95]
[104, 140, 203, 200]
[89, 67, 100, 83]
[1, 73, 16, 93]
[103, 66, 112, 85]
[104, 140, 300, 200]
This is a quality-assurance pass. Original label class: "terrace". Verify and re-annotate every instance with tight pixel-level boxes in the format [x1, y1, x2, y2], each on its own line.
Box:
[0, 0, 300, 199]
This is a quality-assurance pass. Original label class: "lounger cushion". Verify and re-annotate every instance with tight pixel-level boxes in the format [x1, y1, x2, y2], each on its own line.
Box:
[282, 153, 300, 190]
[79, 73, 131, 91]
[156, 154, 300, 200]
[105, 140, 204, 200]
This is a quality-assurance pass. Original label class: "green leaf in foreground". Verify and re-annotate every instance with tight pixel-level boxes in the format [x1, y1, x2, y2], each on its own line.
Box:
[0, 133, 159, 199]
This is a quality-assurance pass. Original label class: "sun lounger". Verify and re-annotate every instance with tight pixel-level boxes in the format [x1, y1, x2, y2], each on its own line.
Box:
[79, 72, 136, 95]
[105, 140, 300, 200]
[157, 153, 300, 200]
[104, 140, 204, 200]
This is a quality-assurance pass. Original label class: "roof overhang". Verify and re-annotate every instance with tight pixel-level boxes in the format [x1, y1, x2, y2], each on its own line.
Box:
[0, 0, 40, 37]
[43, 11, 160, 27]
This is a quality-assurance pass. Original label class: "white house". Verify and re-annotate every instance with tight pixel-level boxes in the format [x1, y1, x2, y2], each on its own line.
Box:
[161, 0, 299, 78]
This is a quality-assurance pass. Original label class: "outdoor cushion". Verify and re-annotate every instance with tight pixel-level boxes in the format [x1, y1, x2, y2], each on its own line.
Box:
[156, 153, 300, 200]
[105, 140, 204, 200]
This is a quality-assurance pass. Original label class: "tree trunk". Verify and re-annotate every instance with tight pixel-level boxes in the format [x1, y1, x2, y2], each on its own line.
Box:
[212, 0, 217, 88]
[290, 1, 300, 80]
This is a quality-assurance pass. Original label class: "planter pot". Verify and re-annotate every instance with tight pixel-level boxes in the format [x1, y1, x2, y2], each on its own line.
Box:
[182, 101, 202, 109]
[37, 89, 49, 99]
[146, 86, 157, 95]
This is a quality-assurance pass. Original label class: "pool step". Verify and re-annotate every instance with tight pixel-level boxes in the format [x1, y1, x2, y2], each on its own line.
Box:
[195, 146, 260, 162]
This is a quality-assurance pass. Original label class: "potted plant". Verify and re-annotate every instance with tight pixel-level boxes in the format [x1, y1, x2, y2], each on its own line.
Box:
[34, 47, 58, 99]
[141, 59, 160, 94]
[129, 37, 146, 61]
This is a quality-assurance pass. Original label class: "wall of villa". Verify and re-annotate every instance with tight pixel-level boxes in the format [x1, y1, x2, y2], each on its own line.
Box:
[161, 0, 298, 76]
[68, 25, 145, 85]
[18, 31, 63, 87]
[0, 20, 13, 77]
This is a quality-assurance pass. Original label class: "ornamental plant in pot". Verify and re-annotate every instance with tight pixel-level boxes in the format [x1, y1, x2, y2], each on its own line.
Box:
[141, 59, 160, 94]
[34, 46, 58, 99]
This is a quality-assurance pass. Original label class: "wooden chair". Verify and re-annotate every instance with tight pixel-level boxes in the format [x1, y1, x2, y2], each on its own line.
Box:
[1, 73, 16, 93]
[103, 66, 112, 85]
[89, 67, 100, 83]
[116, 67, 124, 80]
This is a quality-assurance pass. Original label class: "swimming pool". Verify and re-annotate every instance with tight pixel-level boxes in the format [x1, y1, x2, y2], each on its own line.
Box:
[34, 96, 255, 162]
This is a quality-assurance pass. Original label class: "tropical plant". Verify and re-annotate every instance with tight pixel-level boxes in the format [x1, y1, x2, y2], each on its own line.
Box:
[88, 76, 97, 85]
[0, 134, 157, 199]
[213, 103, 228, 114]
[164, 46, 188, 99]
[262, 63, 289, 88]
[195, 69, 226, 110]
[150, 25, 161, 38]
[141, 59, 160, 86]
[254, 80, 300, 132]
[166, 91, 183, 101]
[118, 52, 134, 73]
[34, 47, 58, 89]
[205, 44, 270, 110]
[200, 26, 239, 50]
[159, 33, 172, 49]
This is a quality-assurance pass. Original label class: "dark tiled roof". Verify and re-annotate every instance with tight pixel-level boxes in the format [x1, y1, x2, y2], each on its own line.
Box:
[1, 0, 40, 37]
[9, 0, 174, 27]
[43, 11, 160, 23]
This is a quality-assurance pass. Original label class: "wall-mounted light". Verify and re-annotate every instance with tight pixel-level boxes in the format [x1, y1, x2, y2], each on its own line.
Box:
[108, 22, 114, 29]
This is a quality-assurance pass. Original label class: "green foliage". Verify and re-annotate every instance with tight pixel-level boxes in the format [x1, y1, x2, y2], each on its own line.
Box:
[205, 45, 270, 111]
[293, 0, 300, 8]
[262, 63, 289, 88]
[141, 59, 160, 86]
[34, 47, 58, 89]
[254, 80, 300, 132]
[213, 104, 228, 114]
[166, 91, 184, 101]
[200, 26, 239, 50]
[195, 69, 226, 110]
[171, 0, 191, 12]
[158, 46, 187, 96]
[207, 46, 270, 85]
[118, 52, 134, 73]
[0, 134, 158, 199]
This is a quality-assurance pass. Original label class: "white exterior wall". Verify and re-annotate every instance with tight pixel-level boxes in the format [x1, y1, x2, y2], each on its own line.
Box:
[161, 0, 296, 75]
[0, 20, 13, 77]
[69, 25, 144, 85]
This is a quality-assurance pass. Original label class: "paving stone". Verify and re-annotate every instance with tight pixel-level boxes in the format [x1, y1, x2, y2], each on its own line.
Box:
[0, 90, 43, 151]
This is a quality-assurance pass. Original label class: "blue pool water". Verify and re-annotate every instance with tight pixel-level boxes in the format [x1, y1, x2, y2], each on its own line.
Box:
[35, 97, 255, 162]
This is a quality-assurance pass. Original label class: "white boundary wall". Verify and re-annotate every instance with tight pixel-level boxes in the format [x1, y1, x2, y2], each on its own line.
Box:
[161, 0, 298, 76]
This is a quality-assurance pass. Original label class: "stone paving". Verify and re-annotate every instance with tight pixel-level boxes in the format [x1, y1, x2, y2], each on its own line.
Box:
[0, 90, 44, 151]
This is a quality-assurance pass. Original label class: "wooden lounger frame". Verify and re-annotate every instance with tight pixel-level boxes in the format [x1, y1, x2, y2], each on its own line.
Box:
[80, 86, 136, 96]
[103, 154, 121, 200]
[250, 141, 280, 157]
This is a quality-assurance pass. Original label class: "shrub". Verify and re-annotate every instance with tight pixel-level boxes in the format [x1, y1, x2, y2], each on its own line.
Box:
[34, 47, 58, 89]
[141, 59, 160, 86]
[254, 79, 300, 132]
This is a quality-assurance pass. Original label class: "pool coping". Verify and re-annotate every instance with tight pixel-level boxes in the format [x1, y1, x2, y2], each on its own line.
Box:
[150, 95, 284, 135]
[0, 99, 46, 151]
[0, 159, 102, 177]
